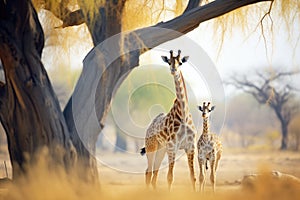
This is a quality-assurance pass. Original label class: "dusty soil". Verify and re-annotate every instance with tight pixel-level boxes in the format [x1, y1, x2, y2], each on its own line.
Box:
[97, 150, 300, 191]
[0, 150, 300, 199]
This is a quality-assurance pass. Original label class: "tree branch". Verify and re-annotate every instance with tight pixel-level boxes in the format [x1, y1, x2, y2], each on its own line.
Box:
[134, 0, 272, 50]
[258, 0, 274, 59]
[229, 74, 274, 105]
[183, 0, 202, 13]
[270, 71, 300, 82]
[50, 0, 202, 29]
[55, 9, 85, 28]
[45, 0, 127, 29]
[43, 0, 85, 28]
[287, 84, 300, 92]
[43, 0, 70, 20]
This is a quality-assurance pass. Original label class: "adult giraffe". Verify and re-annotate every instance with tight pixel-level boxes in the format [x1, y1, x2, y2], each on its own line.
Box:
[141, 50, 197, 191]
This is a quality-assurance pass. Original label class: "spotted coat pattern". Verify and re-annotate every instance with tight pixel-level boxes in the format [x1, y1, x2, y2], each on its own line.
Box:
[197, 102, 222, 192]
[143, 50, 196, 191]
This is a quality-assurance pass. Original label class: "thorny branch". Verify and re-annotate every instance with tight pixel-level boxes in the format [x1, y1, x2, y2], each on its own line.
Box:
[257, 0, 274, 62]
[228, 69, 299, 113]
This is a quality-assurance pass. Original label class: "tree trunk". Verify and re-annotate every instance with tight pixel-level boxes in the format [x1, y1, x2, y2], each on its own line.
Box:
[114, 129, 127, 153]
[280, 122, 288, 150]
[0, 0, 76, 178]
[274, 107, 289, 150]
[63, 1, 125, 181]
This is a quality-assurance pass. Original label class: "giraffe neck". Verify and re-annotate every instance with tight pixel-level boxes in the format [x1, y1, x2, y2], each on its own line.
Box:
[173, 71, 189, 119]
[202, 117, 209, 135]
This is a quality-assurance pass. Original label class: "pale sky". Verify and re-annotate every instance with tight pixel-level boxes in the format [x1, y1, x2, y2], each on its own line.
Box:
[137, 19, 300, 99]
[156, 11, 300, 99]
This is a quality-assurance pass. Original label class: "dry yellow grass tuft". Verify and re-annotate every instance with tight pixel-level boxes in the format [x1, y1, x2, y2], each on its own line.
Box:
[2, 175, 300, 200]
[1, 151, 300, 200]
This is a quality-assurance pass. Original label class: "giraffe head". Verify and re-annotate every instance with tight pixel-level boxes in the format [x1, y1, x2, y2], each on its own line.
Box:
[161, 50, 189, 75]
[198, 102, 215, 118]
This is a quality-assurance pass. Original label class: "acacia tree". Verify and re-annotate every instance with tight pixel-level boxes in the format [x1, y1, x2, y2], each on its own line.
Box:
[228, 70, 300, 150]
[0, 0, 294, 181]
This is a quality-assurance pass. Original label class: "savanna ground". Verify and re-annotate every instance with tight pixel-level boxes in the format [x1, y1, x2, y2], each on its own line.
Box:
[0, 148, 300, 200]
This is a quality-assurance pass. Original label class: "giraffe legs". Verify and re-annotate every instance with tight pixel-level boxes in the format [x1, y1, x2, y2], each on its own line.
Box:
[215, 151, 222, 171]
[211, 152, 222, 192]
[198, 158, 206, 192]
[185, 149, 196, 191]
[145, 137, 158, 188]
[167, 151, 176, 191]
[151, 146, 166, 189]
[209, 158, 216, 192]
[145, 151, 155, 187]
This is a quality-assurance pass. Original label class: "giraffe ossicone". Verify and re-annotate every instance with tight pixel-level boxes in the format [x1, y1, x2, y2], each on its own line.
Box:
[141, 50, 197, 191]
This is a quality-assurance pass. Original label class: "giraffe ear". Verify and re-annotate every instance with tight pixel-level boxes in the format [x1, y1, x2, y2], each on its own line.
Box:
[181, 56, 189, 63]
[210, 106, 215, 112]
[161, 56, 169, 64]
[198, 106, 203, 112]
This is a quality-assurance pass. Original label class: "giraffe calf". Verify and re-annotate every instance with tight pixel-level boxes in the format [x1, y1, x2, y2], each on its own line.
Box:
[197, 102, 222, 192]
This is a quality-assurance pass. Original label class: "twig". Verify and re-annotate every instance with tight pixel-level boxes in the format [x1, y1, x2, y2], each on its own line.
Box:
[259, 0, 274, 63]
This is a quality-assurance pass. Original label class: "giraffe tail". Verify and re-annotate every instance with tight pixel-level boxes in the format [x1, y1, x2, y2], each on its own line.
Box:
[140, 147, 146, 156]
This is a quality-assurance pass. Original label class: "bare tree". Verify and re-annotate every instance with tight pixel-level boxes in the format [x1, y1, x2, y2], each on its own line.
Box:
[228, 69, 300, 150]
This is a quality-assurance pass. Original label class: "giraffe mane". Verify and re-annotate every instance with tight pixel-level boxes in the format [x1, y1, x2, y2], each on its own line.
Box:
[179, 71, 188, 102]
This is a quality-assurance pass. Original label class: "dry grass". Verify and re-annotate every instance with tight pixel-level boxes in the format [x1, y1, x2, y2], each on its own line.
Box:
[1, 150, 300, 200]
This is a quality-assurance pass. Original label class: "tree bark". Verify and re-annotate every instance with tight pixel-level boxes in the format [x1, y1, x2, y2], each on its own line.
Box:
[0, 0, 76, 178]
[280, 121, 288, 150]
[274, 108, 289, 150]
[63, 1, 126, 181]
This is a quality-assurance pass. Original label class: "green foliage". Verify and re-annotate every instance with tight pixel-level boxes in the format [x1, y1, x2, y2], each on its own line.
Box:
[112, 66, 175, 127]
[47, 64, 82, 108]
